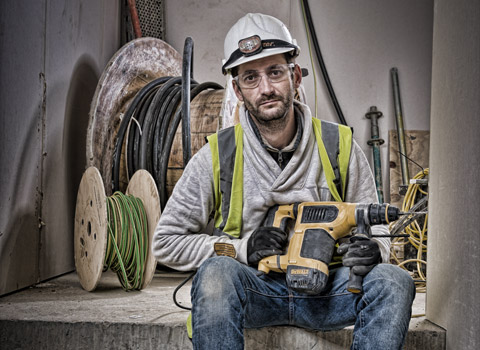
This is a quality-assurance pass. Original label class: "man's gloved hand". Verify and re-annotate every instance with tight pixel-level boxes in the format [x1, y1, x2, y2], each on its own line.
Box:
[247, 227, 288, 266]
[337, 237, 381, 276]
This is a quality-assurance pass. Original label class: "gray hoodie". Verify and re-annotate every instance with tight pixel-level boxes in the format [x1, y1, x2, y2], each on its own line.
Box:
[152, 101, 390, 271]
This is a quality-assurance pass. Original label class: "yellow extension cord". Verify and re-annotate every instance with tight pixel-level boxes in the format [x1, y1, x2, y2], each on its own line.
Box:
[390, 168, 429, 318]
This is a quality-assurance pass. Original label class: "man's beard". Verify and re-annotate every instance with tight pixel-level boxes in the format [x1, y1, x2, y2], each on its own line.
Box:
[243, 89, 293, 132]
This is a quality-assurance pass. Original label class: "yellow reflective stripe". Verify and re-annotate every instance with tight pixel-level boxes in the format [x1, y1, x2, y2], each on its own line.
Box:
[187, 313, 193, 339]
[338, 124, 352, 200]
[207, 133, 224, 228]
[312, 118, 342, 202]
[311, 118, 352, 202]
[222, 124, 243, 237]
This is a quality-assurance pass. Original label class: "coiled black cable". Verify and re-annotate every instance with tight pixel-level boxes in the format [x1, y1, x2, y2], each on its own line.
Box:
[112, 37, 223, 210]
[139, 76, 184, 172]
[113, 76, 171, 191]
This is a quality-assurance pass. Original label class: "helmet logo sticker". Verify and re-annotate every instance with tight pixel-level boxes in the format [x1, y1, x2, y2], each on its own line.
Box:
[238, 35, 262, 56]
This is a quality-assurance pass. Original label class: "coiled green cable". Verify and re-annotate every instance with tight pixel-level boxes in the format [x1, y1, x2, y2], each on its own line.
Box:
[104, 191, 148, 291]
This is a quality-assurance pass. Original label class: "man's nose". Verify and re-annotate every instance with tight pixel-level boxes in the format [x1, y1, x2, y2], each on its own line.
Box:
[257, 74, 275, 94]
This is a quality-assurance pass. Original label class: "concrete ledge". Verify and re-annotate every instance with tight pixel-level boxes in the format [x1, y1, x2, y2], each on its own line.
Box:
[0, 271, 445, 350]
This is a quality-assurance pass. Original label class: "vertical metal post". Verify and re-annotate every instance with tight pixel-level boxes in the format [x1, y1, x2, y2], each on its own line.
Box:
[391, 67, 410, 194]
[366, 106, 385, 203]
[181, 37, 194, 167]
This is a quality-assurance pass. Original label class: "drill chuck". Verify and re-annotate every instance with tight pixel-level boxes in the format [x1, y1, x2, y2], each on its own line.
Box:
[367, 203, 401, 225]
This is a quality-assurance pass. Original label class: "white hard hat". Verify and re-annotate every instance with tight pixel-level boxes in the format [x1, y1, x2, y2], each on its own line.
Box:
[222, 13, 300, 75]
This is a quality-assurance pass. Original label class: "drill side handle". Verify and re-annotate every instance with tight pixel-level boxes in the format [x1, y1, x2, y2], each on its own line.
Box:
[345, 233, 370, 294]
[347, 272, 364, 293]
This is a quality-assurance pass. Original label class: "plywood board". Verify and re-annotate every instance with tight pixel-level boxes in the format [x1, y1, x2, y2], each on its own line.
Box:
[389, 130, 430, 207]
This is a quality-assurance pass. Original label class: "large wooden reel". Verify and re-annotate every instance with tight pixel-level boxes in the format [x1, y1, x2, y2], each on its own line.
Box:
[87, 38, 182, 195]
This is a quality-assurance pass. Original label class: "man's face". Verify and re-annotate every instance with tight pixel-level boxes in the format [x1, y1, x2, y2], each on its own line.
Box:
[232, 54, 301, 127]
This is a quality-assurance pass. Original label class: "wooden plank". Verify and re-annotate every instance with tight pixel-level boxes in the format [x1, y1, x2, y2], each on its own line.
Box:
[167, 89, 223, 180]
[389, 130, 430, 207]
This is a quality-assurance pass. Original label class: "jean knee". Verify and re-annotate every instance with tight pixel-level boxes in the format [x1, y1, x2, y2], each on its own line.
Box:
[365, 264, 416, 303]
[192, 256, 244, 302]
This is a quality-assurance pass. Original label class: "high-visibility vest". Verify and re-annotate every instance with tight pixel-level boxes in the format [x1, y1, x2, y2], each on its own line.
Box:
[207, 117, 353, 238]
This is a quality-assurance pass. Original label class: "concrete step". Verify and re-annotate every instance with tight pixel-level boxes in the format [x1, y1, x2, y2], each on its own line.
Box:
[0, 270, 445, 350]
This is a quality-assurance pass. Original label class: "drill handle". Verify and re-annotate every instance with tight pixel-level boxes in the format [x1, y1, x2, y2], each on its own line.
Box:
[345, 234, 370, 293]
[263, 203, 297, 231]
[264, 205, 281, 227]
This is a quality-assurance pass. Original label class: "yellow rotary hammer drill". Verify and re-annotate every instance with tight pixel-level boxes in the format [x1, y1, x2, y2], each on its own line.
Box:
[257, 202, 401, 295]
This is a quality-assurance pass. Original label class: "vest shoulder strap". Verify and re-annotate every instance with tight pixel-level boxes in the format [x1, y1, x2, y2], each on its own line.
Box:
[311, 118, 353, 202]
[207, 124, 243, 238]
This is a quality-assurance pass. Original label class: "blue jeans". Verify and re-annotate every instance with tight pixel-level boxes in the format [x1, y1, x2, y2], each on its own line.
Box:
[191, 256, 415, 350]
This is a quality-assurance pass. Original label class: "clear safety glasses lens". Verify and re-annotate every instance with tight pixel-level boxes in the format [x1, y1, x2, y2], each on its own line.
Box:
[235, 63, 294, 89]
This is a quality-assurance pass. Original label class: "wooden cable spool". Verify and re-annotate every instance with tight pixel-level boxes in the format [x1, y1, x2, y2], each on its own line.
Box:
[74, 166, 160, 291]
[87, 38, 183, 195]
[87, 37, 226, 198]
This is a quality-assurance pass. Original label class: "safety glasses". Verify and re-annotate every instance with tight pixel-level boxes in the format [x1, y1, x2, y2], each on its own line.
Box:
[234, 63, 295, 89]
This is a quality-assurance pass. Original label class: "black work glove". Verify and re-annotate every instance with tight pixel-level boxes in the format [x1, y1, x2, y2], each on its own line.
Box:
[247, 227, 288, 266]
[337, 237, 381, 276]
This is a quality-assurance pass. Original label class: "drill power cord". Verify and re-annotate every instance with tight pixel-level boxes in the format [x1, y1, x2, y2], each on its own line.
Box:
[173, 271, 196, 311]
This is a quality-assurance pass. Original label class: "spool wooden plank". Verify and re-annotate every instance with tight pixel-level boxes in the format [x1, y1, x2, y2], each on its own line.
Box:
[74, 166, 108, 292]
[126, 169, 161, 289]
[389, 130, 430, 207]
[166, 89, 223, 196]
[87, 38, 182, 195]
[168, 89, 223, 167]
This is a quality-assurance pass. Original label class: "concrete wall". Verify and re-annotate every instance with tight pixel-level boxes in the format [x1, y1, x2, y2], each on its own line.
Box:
[427, 0, 480, 349]
[0, 0, 120, 295]
[164, 0, 434, 201]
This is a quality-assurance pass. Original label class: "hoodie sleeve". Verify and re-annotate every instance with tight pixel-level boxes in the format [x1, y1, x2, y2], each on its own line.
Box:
[344, 140, 391, 263]
[151, 145, 250, 271]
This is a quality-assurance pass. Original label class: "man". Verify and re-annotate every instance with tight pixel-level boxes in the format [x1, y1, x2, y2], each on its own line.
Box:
[153, 13, 415, 350]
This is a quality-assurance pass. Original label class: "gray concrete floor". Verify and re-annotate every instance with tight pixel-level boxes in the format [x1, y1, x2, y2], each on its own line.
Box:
[0, 269, 445, 350]
[0, 269, 429, 325]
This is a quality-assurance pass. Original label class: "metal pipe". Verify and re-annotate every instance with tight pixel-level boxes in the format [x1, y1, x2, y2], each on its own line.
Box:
[127, 0, 142, 38]
[390, 67, 409, 194]
[366, 106, 385, 203]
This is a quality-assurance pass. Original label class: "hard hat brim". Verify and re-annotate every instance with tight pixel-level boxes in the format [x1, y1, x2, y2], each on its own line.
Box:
[223, 47, 298, 74]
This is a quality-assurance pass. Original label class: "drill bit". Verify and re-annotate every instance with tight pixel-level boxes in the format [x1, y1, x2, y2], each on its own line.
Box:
[400, 211, 428, 215]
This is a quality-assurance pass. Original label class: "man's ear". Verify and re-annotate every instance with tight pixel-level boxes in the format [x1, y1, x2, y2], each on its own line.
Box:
[232, 80, 244, 102]
[293, 64, 302, 89]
